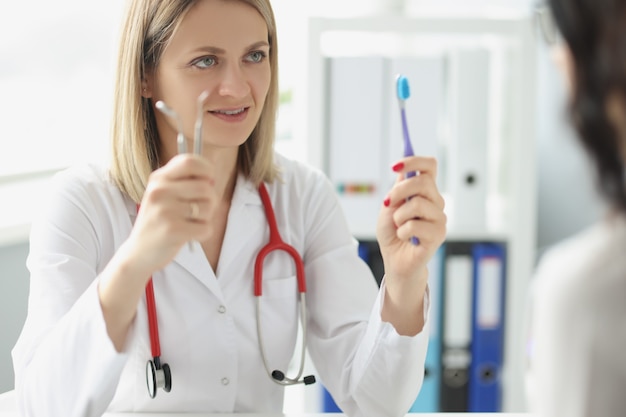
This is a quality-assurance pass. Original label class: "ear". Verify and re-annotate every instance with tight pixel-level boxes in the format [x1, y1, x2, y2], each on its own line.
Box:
[141, 74, 154, 98]
[551, 43, 574, 95]
[606, 93, 626, 159]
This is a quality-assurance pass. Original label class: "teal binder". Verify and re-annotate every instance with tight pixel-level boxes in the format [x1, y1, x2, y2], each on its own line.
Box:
[410, 245, 444, 412]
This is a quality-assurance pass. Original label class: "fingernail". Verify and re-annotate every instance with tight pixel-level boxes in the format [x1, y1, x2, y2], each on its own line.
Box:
[392, 162, 404, 172]
[383, 196, 390, 207]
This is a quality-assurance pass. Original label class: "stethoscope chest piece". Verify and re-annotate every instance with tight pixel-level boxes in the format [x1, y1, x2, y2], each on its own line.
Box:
[146, 358, 172, 398]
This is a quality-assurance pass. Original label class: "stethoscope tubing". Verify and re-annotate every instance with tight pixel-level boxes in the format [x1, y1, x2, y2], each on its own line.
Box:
[256, 293, 309, 385]
[145, 278, 161, 359]
[254, 182, 306, 296]
[138, 203, 171, 398]
[142, 183, 314, 398]
[254, 184, 312, 386]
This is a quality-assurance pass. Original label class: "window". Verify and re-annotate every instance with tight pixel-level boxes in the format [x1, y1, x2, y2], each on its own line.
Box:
[0, 1, 125, 178]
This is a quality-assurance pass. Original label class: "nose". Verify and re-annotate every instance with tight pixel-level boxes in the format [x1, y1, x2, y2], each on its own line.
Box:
[218, 62, 250, 99]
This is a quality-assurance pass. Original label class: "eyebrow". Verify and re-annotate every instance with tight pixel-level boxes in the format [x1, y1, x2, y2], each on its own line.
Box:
[190, 41, 270, 55]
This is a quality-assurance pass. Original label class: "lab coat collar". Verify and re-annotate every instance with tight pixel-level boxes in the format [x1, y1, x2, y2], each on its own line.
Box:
[171, 173, 265, 296]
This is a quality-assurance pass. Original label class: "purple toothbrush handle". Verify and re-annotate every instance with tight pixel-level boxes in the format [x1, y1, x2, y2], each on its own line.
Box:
[401, 109, 417, 178]
[400, 108, 419, 244]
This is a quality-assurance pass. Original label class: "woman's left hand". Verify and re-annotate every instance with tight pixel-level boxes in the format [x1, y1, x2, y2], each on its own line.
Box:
[376, 156, 446, 334]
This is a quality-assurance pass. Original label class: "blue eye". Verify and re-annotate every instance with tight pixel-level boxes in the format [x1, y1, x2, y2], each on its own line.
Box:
[193, 56, 216, 69]
[247, 51, 267, 63]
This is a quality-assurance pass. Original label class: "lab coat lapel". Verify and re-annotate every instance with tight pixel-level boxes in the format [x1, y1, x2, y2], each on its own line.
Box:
[169, 174, 264, 296]
[172, 241, 222, 297]
[215, 175, 265, 280]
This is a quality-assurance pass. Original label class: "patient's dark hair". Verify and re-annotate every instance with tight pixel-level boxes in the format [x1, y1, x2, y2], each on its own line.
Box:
[549, 0, 626, 212]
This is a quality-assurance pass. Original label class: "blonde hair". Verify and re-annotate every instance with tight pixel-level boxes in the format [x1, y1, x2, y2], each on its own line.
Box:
[109, 0, 280, 203]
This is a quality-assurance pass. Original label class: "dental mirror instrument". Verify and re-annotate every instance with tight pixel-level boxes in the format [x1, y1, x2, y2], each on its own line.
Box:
[155, 101, 187, 154]
[154, 99, 203, 251]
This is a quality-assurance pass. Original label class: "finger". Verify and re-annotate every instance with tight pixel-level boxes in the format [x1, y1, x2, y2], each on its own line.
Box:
[154, 153, 216, 182]
[180, 199, 218, 224]
[141, 200, 212, 242]
[392, 196, 446, 229]
[145, 158, 216, 205]
[391, 156, 438, 179]
[388, 173, 445, 211]
[169, 178, 216, 202]
[183, 200, 201, 223]
[143, 176, 214, 208]
[396, 219, 446, 248]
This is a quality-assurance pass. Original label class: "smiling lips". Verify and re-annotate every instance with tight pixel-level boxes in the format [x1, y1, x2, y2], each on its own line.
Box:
[209, 107, 249, 122]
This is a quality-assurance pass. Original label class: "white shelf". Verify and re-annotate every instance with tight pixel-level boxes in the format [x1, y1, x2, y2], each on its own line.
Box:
[304, 13, 537, 412]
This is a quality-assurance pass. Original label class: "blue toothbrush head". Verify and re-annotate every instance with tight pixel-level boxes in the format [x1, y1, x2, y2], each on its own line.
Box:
[396, 74, 411, 100]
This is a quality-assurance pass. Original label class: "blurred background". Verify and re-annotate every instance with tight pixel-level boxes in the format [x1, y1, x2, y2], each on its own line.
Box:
[0, 0, 604, 413]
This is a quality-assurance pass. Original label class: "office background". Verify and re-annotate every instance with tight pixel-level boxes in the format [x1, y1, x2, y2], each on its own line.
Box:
[0, 0, 604, 412]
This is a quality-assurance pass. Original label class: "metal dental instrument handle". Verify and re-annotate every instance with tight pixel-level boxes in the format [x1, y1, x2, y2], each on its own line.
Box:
[155, 101, 187, 154]
[156, 91, 209, 156]
[194, 91, 209, 155]
[155, 97, 208, 252]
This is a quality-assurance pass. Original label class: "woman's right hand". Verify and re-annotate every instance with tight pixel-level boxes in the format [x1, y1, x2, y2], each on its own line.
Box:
[99, 154, 217, 351]
[125, 153, 218, 277]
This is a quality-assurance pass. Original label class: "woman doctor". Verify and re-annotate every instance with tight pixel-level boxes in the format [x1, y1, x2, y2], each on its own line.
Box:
[12, 0, 446, 416]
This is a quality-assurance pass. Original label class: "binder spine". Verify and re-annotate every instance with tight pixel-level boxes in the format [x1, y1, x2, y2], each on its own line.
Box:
[469, 242, 506, 412]
[440, 241, 474, 411]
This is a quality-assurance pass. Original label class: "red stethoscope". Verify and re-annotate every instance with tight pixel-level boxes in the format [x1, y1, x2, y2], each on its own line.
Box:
[142, 183, 316, 398]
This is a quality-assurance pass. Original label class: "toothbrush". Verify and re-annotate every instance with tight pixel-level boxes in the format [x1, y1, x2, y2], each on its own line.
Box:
[396, 74, 420, 245]
[396, 74, 416, 177]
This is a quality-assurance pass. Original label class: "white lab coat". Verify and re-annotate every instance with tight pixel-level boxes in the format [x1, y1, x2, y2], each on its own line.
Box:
[12, 153, 429, 417]
[525, 215, 626, 417]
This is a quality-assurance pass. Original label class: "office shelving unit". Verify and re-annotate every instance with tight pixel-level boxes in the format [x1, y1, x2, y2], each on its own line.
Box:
[303, 11, 537, 412]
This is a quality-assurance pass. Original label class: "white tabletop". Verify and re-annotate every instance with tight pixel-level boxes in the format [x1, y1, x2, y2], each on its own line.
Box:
[0, 412, 534, 417]
[0, 390, 531, 416]
[0, 413, 532, 417]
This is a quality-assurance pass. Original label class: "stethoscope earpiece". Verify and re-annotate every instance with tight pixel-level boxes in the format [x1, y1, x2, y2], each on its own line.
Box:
[146, 359, 172, 398]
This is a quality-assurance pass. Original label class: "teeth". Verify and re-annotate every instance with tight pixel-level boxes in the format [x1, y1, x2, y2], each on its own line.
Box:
[216, 108, 245, 115]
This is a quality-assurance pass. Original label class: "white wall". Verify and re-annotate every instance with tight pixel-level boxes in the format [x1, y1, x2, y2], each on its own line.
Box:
[0, 2, 126, 177]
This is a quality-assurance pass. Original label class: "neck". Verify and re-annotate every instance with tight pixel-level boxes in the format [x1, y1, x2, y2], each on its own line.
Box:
[203, 146, 239, 203]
